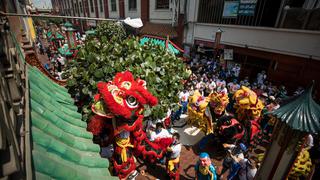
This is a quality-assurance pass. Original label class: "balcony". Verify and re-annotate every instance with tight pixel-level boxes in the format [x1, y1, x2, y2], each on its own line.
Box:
[192, 23, 320, 60]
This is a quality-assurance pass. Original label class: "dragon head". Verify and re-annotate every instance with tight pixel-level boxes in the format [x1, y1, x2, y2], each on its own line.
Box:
[92, 71, 158, 133]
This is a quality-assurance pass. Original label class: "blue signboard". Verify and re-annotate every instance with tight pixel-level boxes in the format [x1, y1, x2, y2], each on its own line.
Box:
[238, 3, 257, 16]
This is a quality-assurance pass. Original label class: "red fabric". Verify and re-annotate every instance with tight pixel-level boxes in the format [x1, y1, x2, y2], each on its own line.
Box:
[87, 115, 106, 135]
[114, 115, 143, 136]
[93, 94, 100, 101]
[164, 117, 171, 128]
[113, 157, 136, 179]
[250, 120, 261, 141]
[153, 137, 174, 150]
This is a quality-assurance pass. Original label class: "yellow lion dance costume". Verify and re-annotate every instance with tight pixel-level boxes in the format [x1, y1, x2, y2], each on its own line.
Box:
[187, 90, 229, 135]
[289, 149, 312, 179]
[233, 86, 264, 121]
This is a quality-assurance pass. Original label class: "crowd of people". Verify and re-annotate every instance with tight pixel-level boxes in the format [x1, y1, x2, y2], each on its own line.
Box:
[34, 25, 84, 80]
[139, 51, 319, 180]
[91, 51, 320, 180]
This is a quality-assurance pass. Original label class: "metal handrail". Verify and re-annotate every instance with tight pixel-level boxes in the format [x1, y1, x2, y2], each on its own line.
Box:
[0, 11, 118, 21]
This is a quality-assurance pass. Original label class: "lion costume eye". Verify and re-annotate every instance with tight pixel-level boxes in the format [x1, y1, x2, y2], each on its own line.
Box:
[126, 96, 138, 108]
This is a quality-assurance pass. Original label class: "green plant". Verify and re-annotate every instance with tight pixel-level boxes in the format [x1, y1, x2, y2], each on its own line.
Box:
[64, 22, 187, 121]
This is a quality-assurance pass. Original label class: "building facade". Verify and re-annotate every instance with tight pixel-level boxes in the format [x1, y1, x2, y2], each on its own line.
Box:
[184, 0, 320, 96]
[51, 0, 186, 44]
[50, 0, 320, 96]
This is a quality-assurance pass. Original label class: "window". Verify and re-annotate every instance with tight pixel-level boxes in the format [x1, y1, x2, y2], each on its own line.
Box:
[90, 0, 94, 12]
[156, 0, 169, 9]
[79, 2, 82, 13]
[100, 0, 103, 12]
[74, 3, 77, 14]
[111, 0, 117, 11]
[129, 0, 137, 11]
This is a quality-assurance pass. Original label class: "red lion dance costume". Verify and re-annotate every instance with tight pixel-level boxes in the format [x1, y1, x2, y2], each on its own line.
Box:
[87, 71, 174, 179]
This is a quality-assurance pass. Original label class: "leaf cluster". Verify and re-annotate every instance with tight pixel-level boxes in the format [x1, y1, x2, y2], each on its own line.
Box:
[64, 22, 187, 121]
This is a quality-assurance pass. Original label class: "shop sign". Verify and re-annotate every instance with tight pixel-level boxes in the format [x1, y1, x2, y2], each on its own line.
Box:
[223, 1, 239, 18]
[224, 49, 234, 60]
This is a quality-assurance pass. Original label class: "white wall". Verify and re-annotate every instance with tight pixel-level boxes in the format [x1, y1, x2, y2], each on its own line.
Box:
[187, 23, 320, 60]
[184, 0, 198, 44]
[125, 0, 141, 18]
[108, 0, 120, 18]
[149, 0, 172, 24]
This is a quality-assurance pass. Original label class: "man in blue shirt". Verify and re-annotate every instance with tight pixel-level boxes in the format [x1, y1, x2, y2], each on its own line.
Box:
[195, 152, 217, 180]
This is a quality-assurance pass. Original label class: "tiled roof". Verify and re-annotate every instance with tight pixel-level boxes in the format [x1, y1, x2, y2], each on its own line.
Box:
[28, 66, 116, 179]
[270, 85, 320, 133]
[140, 23, 178, 38]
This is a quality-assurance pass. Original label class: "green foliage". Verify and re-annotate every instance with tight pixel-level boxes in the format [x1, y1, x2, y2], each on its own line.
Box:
[64, 22, 187, 121]
[96, 21, 127, 42]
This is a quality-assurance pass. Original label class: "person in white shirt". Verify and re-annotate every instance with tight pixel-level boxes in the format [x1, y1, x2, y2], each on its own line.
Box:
[305, 134, 314, 150]
[238, 158, 257, 180]
[149, 123, 171, 142]
[234, 65, 241, 78]
[256, 70, 267, 85]
[217, 83, 228, 95]
[209, 79, 216, 93]
[179, 89, 190, 114]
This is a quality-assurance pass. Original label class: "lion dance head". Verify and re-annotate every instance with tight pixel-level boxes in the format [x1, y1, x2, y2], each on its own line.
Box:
[91, 71, 158, 134]
[233, 86, 264, 121]
[208, 91, 229, 116]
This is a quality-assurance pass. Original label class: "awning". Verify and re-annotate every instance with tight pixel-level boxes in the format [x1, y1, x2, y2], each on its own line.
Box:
[85, 30, 96, 36]
[48, 31, 65, 41]
[58, 44, 73, 56]
[47, 31, 52, 38]
[139, 23, 178, 39]
[55, 32, 65, 39]
[64, 21, 73, 28]
[140, 35, 184, 55]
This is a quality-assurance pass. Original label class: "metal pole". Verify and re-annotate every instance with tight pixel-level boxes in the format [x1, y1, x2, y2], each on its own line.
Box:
[0, 11, 118, 22]
[275, 0, 287, 27]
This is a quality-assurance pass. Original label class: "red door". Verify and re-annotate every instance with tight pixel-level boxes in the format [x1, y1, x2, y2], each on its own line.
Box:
[119, 0, 125, 18]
